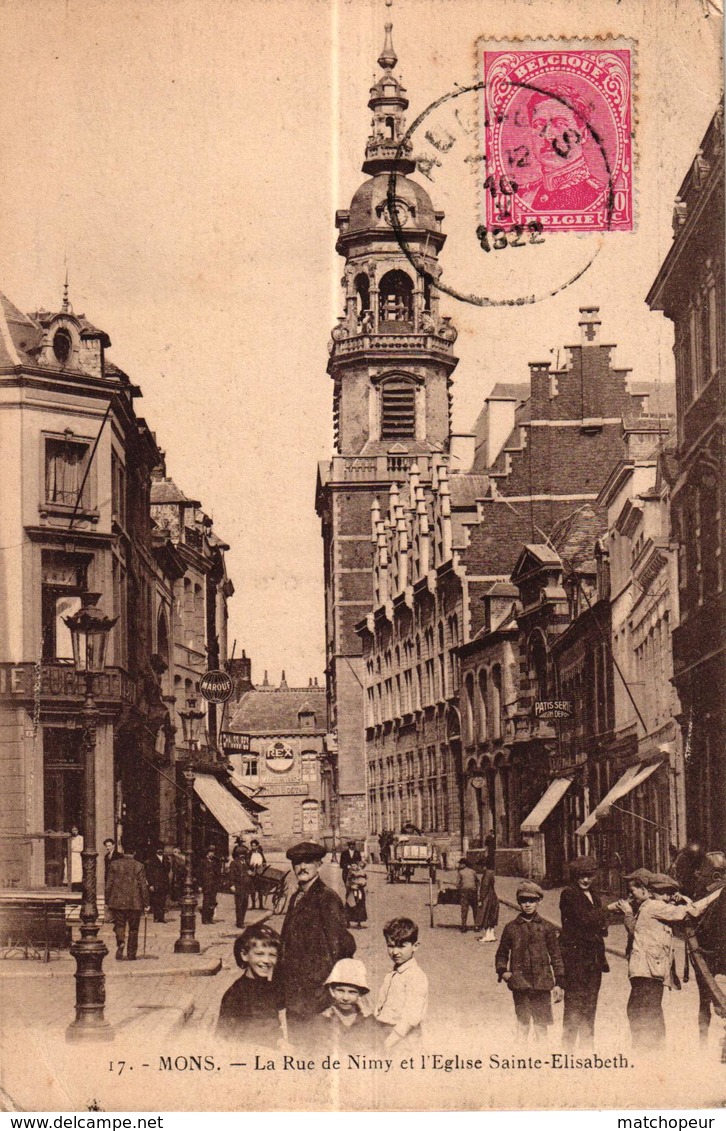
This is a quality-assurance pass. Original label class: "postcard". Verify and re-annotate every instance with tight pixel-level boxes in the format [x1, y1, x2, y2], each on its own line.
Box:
[0, 0, 723, 1115]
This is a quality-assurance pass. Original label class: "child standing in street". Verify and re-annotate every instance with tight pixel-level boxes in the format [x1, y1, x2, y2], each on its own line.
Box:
[216, 923, 284, 1047]
[313, 958, 377, 1053]
[495, 882, 564, 1043]
[374, 917, 428, 1050]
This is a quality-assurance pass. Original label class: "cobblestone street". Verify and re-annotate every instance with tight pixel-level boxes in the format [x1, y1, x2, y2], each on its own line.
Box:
[1, 863, 722, 1111]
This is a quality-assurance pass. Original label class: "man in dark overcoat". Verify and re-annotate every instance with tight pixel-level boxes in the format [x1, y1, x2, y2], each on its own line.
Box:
[273, 841, 355, 1039]
[559, 855, 611, 1049]
[229, 845, 255, 928]
[145, 844, 170, 923]
[339, 840, 362, 886]
[199, 845, 220, 924]
[105, 849, 150, 961]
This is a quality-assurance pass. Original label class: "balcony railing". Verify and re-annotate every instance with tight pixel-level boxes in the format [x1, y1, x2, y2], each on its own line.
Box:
[331, 330, 455, 358]
[330, 452, 448, 483]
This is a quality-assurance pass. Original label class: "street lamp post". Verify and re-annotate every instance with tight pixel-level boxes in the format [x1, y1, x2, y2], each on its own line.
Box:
[175, 697, 204, 955]
[64, 593, 117, 1042]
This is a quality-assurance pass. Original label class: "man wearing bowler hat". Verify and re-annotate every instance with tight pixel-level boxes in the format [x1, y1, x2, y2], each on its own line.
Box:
[559, 856, 613, 1049]
[274, 841, 355, 1039]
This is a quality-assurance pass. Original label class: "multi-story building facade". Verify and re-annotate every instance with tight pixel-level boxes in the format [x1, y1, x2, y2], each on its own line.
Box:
[223, 670, 329, 851]
[0, 285, 238, 898]
[579, 427, 685, 874]
[315, 22, 459, 838]
[0, 288, 166, 894]
[358, 306, 671, 862]
[646, 107, 725, 849]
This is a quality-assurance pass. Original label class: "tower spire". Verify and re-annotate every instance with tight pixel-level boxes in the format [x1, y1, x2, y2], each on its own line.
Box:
[62, 268, 71, 314]
[362, 0, 415, 175]
[378, 20, 397, 72]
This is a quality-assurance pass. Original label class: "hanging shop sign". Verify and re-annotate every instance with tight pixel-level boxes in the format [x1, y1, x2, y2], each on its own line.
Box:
[534, 700, 573, 720]
[200, 670, 233, 703]
[220, 732, 250, 751]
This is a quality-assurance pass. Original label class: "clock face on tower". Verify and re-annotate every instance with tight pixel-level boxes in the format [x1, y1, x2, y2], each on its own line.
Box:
[379, 197, 411, 227]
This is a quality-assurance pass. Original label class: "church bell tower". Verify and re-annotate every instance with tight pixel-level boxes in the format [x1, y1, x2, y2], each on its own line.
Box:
[316, 15, 459, 837]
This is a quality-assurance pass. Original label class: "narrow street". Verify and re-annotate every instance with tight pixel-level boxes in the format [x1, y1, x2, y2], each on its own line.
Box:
[0, 863, 723, 1111]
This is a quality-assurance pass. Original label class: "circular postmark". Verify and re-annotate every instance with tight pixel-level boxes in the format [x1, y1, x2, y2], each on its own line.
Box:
[386, 50, 631, 308]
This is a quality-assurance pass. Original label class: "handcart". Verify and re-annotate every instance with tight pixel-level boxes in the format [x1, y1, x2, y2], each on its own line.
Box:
[255, 865, 291, 914]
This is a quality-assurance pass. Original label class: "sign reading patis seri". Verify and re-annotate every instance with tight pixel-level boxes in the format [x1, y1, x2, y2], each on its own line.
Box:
[200, 670, 233, 703]
[534, 700, 573, 720]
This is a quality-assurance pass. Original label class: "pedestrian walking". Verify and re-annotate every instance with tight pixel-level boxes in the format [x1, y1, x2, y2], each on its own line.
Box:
[273, 841, 355, 1041]
[495, 881, 564, 1044]
[229, 844, 255, 929]
[216, 923, 284, 1047]
[105, 848, 150, 961]
[611, 871, 722, 1051]
[145, 844, 169, 923]
[374, 917, 428, 1051]
[249, 839, 267, 909]
[457, 858, 479, 933]
[475, 865, 499, 942]
[200, 845, 220, 925]
[484, 829, 497, 870]
[559, 855, 612, 1050]
[340, 840, 362, 886]
[345, 860, 368, 928]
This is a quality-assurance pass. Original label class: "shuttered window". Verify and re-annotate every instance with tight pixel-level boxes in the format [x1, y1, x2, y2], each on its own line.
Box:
[381, 380, 415, 439]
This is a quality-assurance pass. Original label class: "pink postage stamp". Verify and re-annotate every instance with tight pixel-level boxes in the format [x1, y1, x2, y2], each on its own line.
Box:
[480, 41, 634, 233]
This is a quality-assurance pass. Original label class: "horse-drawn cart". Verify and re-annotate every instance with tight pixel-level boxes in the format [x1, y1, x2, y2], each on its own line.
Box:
[386, 836, 438, 884]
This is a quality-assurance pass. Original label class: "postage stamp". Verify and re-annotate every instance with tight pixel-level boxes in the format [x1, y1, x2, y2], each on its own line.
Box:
[479, 40, 634, 233]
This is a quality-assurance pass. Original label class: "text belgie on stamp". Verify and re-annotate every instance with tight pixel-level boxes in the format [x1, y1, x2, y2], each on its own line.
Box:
[479, 39, 634, 234]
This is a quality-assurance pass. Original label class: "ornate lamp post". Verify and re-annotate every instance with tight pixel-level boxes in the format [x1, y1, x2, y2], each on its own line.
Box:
[64, 593, 117, 1042]
[174, 696, 204, 954]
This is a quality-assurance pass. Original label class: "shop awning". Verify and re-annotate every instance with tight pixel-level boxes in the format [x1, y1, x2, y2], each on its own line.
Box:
[521, 778, 572, 834]
[575, 760, 664, 837]
[193, 774, 257, 835]
[228, 772, 267, 814]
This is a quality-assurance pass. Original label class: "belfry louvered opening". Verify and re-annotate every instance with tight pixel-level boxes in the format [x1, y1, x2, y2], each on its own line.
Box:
[381, 379, 416, 439]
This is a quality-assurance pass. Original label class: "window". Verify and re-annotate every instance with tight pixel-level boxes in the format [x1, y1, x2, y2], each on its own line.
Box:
[241, 755, 259, 778]
[379, 269, 413, 323]
[52, 329, 73, 365]
[301, 752, 318, 781]
[299, 709, 316, 729]
[381, 379, 416, 440]
[111, 451, 127, 528]
[45, 437, 89, 508]
[41, 551, 88, 661]
[478, 669, 488, 740]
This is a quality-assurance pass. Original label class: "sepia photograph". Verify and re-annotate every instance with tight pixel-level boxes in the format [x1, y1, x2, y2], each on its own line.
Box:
[0, 0, 723, 1114]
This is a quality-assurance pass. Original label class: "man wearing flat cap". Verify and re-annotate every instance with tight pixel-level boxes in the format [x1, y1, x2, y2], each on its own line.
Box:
[274, 841, 356, 1039]
[609, 871, 722, 1049]
[559, 856, 612, 1050]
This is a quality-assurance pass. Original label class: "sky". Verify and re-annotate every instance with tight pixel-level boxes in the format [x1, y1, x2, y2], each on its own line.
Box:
[0, 0, 721, 686]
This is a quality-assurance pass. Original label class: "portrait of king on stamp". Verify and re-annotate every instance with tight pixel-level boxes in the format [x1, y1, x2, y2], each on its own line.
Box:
[481, 44, 634, 233]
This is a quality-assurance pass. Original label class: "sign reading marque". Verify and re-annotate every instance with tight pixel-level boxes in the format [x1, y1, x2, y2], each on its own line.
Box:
[199, 669, 233, 703]
[534, 700, 573, 720]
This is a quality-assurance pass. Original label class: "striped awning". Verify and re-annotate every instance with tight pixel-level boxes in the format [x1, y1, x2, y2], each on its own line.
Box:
[575, 760, 664, 837]
[520, 778, 572, 834]
[193, 774, 257, 835]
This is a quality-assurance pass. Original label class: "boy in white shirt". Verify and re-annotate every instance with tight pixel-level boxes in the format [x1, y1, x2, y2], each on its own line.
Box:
[374, 917, 428, 1050]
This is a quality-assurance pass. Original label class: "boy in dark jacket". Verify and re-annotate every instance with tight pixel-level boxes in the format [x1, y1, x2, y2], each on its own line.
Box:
[495, 881, 564, 1043]
[216, 923, 284, 1047]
